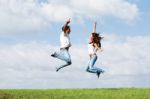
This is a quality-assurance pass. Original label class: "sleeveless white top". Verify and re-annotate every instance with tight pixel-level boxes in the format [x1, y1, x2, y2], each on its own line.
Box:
[88, 43, 97, 54]
[60, 31, 71, 48]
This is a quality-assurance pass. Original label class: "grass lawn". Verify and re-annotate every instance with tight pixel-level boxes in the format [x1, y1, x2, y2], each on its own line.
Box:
[0, 88, 150, 99]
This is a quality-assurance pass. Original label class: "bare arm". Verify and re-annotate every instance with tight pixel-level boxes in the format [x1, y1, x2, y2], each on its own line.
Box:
[93, 22, 97, 33]
[63, 18, 70, 28]
[94, 43, 103, 52]
[89, 34, 93, 43]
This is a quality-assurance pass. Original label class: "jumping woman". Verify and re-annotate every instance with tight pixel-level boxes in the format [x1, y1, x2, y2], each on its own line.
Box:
[51, 19, 72, 72]
[86, 22, 104, 78]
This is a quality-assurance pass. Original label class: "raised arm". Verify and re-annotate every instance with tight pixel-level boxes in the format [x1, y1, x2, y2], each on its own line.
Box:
[62, 18, 71, 33]
[63, 18, 70, 28]
[93, 22, 97, 33]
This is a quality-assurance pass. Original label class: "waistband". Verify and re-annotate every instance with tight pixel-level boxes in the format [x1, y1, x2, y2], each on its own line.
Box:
[89, 54, 97, 57]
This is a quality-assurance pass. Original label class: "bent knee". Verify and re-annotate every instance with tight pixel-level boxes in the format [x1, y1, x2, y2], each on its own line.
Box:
[67, 61, 72, 65]
[86, 68, 90, 72]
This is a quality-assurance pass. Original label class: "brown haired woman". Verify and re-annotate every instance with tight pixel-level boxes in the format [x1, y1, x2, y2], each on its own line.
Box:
[86, 22, 104, 78]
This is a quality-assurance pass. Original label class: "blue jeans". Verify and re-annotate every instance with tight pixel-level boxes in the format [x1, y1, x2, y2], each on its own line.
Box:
[52, 48, 71, 71]
[86, 54, 103, 74]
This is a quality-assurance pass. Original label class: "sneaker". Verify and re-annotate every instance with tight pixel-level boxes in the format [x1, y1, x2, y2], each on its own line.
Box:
[51, 53, 56, 57]
[97, 71, 101, 78]
[56, 67, 60, 72]
[67, 61, 72, 65]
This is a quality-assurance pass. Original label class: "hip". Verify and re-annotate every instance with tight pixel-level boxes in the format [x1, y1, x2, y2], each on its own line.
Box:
[89, 53, 97, 57]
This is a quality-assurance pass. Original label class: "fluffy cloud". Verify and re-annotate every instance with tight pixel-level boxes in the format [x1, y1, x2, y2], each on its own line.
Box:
[41, 3, 73, 22]
[0, 34, 150, 88]
[101, 34, 150, 75]
[70, 0, 138, 21]
[0, 0, 138, 34]
[0, 0, 45, 33]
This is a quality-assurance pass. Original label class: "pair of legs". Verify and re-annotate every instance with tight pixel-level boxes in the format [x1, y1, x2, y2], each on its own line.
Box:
[51, 47, 72, 72]
[86, 54, 104, 78]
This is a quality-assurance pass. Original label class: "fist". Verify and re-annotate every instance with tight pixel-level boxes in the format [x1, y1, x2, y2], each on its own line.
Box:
[67, 18, 71, 24]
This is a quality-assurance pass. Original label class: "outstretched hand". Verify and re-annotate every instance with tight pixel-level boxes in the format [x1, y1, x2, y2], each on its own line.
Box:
[99, 48, 103, 52]
[66, 18, 71, 24]
[97, 48, 103, 52]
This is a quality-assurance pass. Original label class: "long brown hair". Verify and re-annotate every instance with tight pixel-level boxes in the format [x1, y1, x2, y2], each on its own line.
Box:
[89, 33, 103, 48]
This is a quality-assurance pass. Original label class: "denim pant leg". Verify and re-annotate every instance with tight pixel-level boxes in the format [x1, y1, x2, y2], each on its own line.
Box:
[87, 55, 98, 73]
[56, 49, 71, 71]
[86, 60, 90, 72]
[92, 66, 104, 72]
[63, 49, 71, 63]
[54, 48, 71, 62]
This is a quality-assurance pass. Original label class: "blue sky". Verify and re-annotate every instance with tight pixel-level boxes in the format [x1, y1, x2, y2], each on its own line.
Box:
[0, 0, 150, 88]
[0, 0, 149, 43]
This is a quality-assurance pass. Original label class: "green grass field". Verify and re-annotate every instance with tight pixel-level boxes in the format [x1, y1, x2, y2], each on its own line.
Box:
[0, 88, 150, 99]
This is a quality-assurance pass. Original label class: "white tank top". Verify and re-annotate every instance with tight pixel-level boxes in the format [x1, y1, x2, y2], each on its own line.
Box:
[60, 31, 71, 48]
[88, 43, 97, 54]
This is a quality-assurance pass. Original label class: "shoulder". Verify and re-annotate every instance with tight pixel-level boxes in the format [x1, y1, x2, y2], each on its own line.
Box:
[61, 31, 65, 35]
[88, 43, 93, 47]
[61, 31, 64, 34]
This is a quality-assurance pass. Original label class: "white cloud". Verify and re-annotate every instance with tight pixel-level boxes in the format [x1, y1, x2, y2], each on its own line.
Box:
[41, 3, 73, 22]
[70, 0, 138, 22]
[101, 34, 150, 75]
[0, 34, 150, 88]
[0, 0, 45, 33]
[0, 0, 139, 34]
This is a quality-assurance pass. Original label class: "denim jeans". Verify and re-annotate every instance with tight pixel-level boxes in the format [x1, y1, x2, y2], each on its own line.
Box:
[52, 48, 71, 71]
[86, 54, 103, 74]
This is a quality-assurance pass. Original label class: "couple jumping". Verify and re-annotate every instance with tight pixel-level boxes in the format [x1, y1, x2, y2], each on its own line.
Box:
[51, 19, 104, 78]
